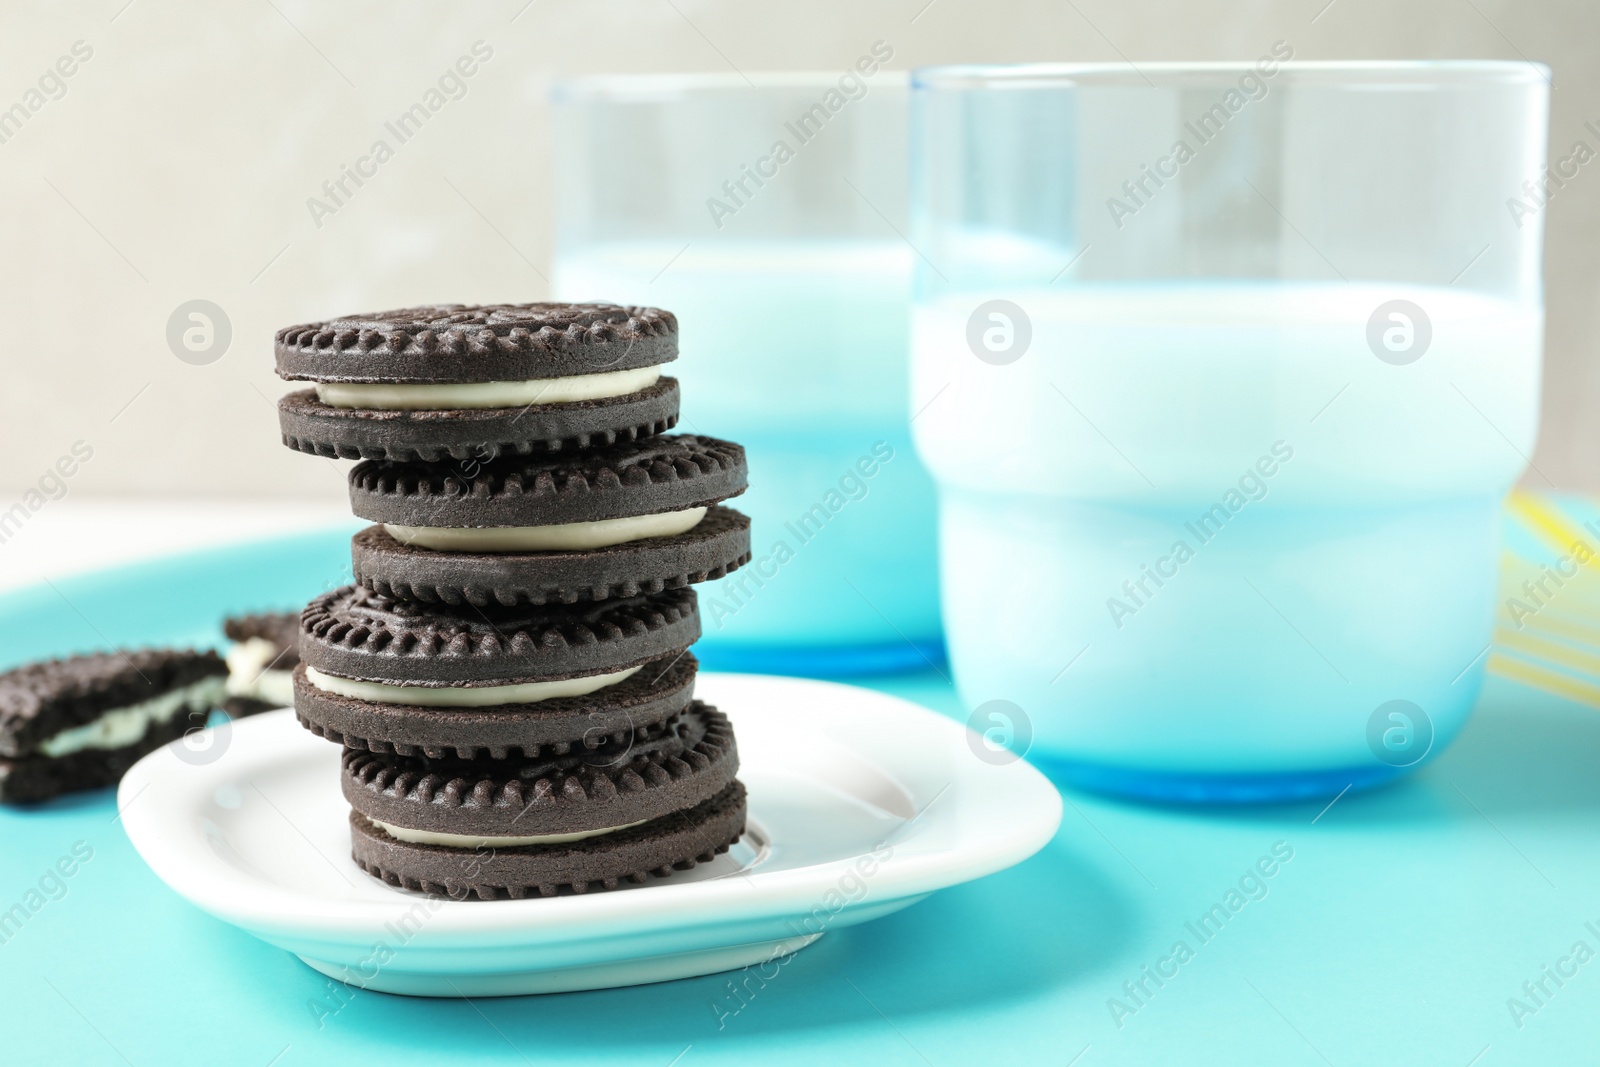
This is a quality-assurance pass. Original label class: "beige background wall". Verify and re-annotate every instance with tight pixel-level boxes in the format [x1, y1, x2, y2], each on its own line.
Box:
[1, 0, 1594, 502]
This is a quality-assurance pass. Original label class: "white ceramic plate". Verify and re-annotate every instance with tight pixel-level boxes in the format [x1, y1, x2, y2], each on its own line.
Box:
[120, 673, 1062, 997]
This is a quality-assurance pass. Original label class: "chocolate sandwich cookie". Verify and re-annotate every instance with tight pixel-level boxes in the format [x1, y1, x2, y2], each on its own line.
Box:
[341, 700, 737, 841]
[294, 650, 699, 761]
[349, 774, 746, 900]
[295, 586, 700, 752]
[222, 612, 300, 718]
[0, 650, 226, 803]
[347, 435, 750, 607]
[276, 303, 681, 461]
[298, 584, 699, 686]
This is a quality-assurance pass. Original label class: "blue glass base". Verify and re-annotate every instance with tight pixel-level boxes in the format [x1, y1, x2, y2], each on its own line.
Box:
[1034, 755, 1412, 805]
[693, 638, 947, 678]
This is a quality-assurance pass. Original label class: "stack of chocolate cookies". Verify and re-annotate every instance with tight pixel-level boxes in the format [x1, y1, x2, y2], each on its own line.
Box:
[274, 304, 752, 900]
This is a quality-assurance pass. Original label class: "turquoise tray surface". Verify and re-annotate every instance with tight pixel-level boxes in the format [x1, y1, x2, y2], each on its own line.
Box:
[1, 528, 1596, 1064]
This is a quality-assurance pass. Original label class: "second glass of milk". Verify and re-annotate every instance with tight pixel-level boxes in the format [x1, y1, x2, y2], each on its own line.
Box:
[552, 73, 940, 673]
[910, 61, 1550, 800]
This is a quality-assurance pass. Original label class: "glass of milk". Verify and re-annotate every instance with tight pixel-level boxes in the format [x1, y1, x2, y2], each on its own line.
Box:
[552, 71, 941, 674]
[910, 60, 1550, 800]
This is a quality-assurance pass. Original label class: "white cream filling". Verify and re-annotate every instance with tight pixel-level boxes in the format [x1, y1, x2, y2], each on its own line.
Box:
[304, 664, 640, 708]
[384, 506, 707, 554]
[315, 366, 662, 410]
[366, 815, 646, 850]
[37, 676, 227, 758]
[225, 637, 296, 707]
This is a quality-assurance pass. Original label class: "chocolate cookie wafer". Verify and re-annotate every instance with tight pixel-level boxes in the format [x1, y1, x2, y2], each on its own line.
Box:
[294, 585, 700, 749]
[349, 780, 746, 899]
[276, 303, 680, 461]
[348, 435, 750, 607]
[222, 612, 299, 718]
[294, 650, 699, 761]
[339, 700, 737, 841]
[298, 584, 699, 686]
[0, 650, 226, 803]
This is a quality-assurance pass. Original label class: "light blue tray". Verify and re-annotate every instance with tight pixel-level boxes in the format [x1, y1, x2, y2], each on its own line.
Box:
[0, 529, 1594, 1064]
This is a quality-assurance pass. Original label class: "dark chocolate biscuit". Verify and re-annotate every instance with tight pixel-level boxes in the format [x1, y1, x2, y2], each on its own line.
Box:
[294, 651, 699, 760]
[0, 716, 202, 804]
[341, 700, 737, 838]
[298, 585, 699, 686]
[223, 612, 301, 663]
[349, 780, 747, 899]
[0, 649, 227, 803]
[222, 612, 301, 719]
[348, 435, 747, 528]
[0, 650, 226, 758]
[223, 697, 281, 720]
[275, 303, 677, 384]
[222, 614, 300, 671]
[350, 506, 752, 608]
[277, 377, 680, 463]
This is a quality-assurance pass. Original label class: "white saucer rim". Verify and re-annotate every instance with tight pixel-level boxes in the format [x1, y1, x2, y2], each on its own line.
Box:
[120, 673, 1063, 942]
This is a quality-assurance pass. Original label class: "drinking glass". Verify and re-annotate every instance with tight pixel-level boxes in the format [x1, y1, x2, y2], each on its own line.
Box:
[909, 60, 1549, 800]
[552, 73, 941, 673]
